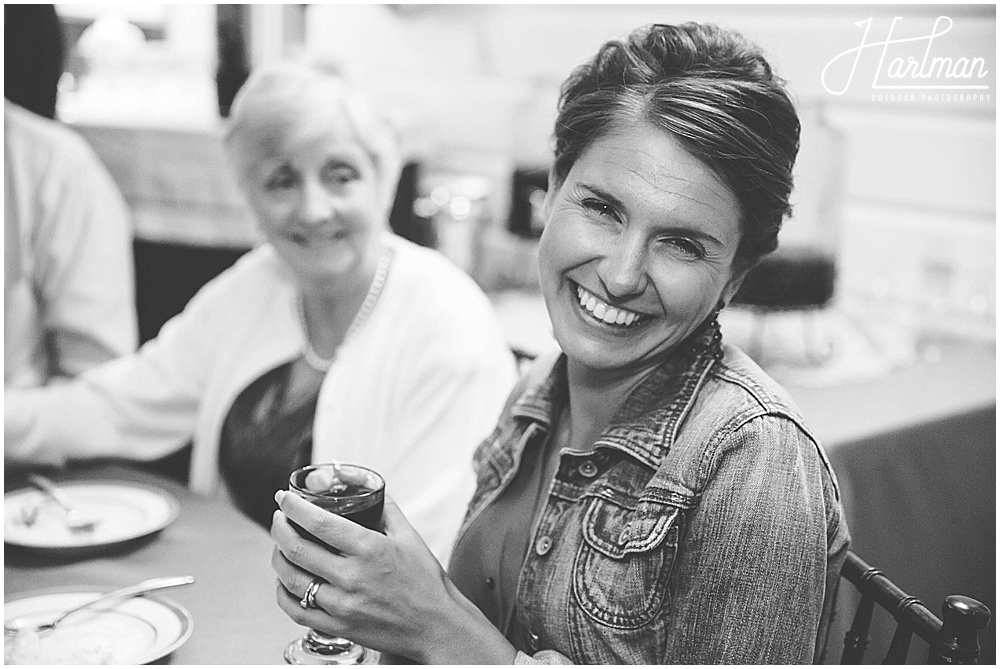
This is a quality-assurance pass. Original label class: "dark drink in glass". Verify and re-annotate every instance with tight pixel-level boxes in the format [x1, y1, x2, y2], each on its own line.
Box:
[284, 464, 384, 665]
[305, 485, 383, 531]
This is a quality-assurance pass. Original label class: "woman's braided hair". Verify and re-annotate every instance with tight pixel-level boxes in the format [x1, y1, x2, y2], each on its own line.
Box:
[553, 23, 800, 272]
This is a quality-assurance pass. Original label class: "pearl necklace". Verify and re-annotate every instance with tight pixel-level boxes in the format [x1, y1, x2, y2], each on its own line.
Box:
[297, 247, 393, 374]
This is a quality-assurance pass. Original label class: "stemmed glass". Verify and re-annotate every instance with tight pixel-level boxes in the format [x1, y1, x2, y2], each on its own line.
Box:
[284, 463, 385, 665]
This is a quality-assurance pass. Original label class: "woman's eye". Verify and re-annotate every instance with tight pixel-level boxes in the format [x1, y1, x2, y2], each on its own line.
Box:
[661, 237, 705, 260]
[582, 198, 618, 220]
[264, 167, 297, 191]
[323, 164, 359, 185]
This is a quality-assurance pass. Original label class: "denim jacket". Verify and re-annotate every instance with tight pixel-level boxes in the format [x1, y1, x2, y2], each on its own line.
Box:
[455, 322, 850, 664]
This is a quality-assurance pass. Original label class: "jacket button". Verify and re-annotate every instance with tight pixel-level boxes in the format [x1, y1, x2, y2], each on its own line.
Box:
[527, 631, 540, 652]
[577, 460, 598, 478]
[534, 535, 553, 556]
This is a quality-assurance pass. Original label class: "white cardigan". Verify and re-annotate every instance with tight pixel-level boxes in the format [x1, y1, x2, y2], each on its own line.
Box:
[5, 234, 519, 563]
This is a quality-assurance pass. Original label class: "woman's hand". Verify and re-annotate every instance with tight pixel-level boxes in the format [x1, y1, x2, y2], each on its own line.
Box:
[271, 491, 516, 664]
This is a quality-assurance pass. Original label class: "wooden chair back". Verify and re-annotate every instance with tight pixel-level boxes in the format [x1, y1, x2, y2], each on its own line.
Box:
[840, 550, 991, 663]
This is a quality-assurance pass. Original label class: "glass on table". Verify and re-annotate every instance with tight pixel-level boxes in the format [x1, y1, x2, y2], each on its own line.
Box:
[284, 463, 384, 666]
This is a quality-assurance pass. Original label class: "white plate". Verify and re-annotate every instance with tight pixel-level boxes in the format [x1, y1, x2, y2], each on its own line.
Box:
[4, 482, 179, 553]
[3, 589, 193, 665]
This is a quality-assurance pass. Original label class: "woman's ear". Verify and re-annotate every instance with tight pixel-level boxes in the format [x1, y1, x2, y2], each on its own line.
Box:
[542, 167, 560, 222]
[380, 150, 404, 220]
[721, 267, 749, 306]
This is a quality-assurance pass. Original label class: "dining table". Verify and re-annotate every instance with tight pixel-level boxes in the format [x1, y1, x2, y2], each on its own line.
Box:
[4, 461, 304, 664]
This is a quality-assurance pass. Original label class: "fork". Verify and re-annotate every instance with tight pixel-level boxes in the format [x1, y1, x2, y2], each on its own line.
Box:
[26, 473, 100, 532]
[4, 575, 195, 637]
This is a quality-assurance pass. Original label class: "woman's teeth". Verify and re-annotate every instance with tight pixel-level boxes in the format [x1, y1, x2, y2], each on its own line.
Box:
[576, 285, 641, 326]
[289, 230, 345, 245]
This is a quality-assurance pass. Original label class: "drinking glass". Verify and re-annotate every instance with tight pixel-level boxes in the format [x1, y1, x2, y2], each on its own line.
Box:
[284, 463, 384, 665]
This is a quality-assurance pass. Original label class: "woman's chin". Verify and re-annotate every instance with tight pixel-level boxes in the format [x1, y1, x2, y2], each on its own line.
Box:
[554, 318, 683, 376]
[274, 244, 356, 283]
[551, 303, 643, 367]
[554, 328, 638, 371]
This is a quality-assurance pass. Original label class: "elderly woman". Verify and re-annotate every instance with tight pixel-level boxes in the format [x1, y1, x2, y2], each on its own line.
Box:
[4, 62, 519, 563]
[271, 23, 850, 664]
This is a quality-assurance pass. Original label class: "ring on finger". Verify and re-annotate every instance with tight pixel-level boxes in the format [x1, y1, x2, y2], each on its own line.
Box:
[299, 577, 324, 610]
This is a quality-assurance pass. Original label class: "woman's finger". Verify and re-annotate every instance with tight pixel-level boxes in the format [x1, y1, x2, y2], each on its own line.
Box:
[275, 490, 378, 557]
[274, 578, 348, 637]
[271, 545, 354, 634]
[271, 508, 353, 584]
[271, 541, 327, 603]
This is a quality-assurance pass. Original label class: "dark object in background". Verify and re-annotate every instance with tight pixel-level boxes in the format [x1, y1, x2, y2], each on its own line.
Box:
[732, 247, 837, 309]
[215, 4, 250, 118]
[508, 166, 549, 239]
[132, 239, 250, 483]
[389, 161, 437, 248]
[4, 4, 65, 119]
[133, 239, 250, 345]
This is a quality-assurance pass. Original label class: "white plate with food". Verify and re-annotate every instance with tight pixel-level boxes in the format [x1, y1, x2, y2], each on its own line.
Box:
[4, 482, 179, 554]
[4, 589, 193, 665]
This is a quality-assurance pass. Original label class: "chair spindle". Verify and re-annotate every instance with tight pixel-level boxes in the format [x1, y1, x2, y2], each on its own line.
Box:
[885, 622, 914, 663]
[842, 559, 884, 664]
[843, 593, 875, 663]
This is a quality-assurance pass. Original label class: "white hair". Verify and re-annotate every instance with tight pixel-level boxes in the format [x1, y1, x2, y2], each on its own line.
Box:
[223, 60, 402, 214]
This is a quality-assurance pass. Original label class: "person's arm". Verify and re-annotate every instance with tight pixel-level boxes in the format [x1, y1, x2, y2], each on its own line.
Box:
[272, 492, 519, 664]
[4, 260, 231, 468]
[35, 133, 137, 379]
[661, 415, 832, 663]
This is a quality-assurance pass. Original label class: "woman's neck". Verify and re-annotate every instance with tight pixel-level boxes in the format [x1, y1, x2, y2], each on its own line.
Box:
[299, 250, 382, 359]
[562, 359, 659, 454]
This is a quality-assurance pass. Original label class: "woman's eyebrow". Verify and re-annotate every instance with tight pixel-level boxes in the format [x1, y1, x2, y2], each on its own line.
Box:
[656, 226, 725, 247]
[323, 157, 359, 168]
[578, 182, 726, 247]
[578, 182, 626, 211]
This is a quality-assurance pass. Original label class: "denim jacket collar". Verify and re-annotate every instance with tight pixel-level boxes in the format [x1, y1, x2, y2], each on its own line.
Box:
[509, 318, 723, 470]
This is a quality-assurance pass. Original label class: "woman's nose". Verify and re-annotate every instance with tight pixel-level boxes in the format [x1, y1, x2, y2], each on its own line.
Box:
[598, 236, 649, 298]
[297, 180, 335, 226]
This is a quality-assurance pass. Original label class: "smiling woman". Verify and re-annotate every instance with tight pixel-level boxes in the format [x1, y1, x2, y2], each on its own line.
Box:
[222, 64, 399, 365]
[538, 124, 744, 379]
[4, 61, 519, 565]
[268, 23, 850, 666]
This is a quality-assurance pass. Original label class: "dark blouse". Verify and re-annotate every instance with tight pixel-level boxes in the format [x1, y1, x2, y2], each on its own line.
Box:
[218, 361, 321, 529]
[448, 403, 566, 644]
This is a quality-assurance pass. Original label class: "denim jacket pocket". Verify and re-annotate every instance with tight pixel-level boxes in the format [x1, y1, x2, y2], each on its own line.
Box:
[573, 492, 691, 629]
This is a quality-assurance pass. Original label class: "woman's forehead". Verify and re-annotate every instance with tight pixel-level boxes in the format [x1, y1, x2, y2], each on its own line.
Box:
[587, 125, 732, 197]
[234, 104, 363, 161]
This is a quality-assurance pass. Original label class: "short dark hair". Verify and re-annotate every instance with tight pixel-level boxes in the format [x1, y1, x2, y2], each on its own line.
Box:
[552, 22, 800, 272]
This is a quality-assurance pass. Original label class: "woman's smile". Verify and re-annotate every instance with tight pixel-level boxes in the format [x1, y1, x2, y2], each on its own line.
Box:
[285, 226, 350, 248]
[571, 280, 645, 328]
